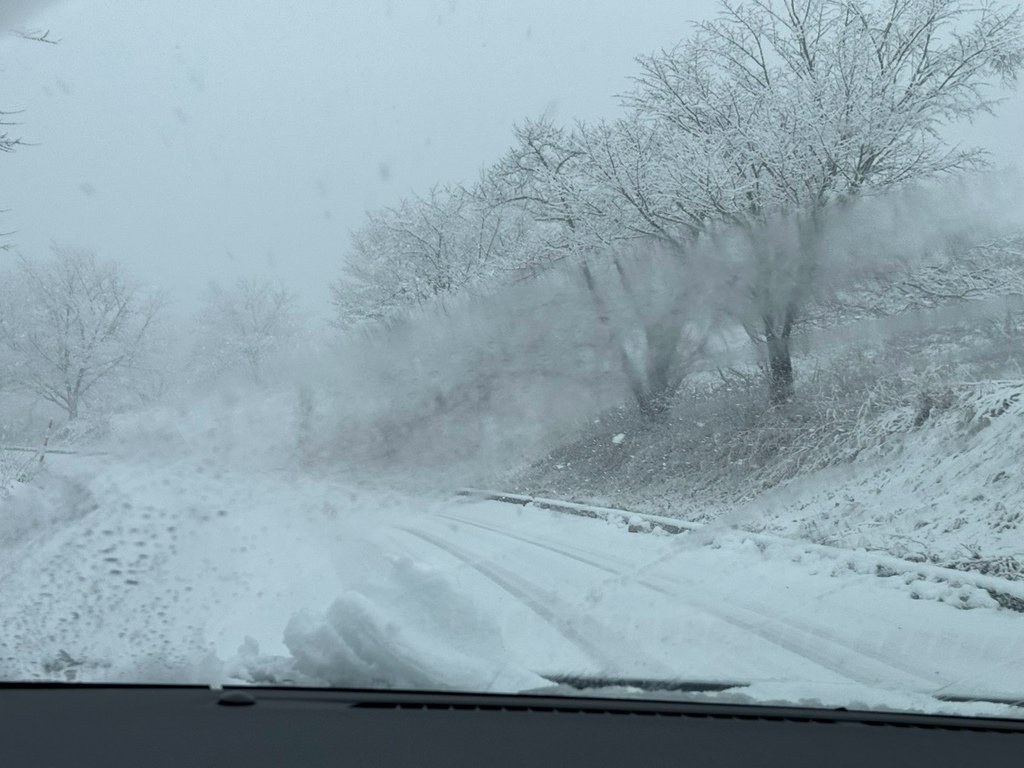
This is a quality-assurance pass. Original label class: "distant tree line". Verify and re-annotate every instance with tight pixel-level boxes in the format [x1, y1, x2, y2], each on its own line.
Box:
[0, 245, 297, 422]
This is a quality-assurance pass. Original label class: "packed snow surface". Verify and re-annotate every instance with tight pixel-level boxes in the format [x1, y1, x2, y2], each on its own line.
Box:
[2, 453, 1023, 719]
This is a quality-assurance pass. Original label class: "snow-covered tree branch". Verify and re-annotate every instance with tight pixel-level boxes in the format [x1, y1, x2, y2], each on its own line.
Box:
[331, 184, 529, 326]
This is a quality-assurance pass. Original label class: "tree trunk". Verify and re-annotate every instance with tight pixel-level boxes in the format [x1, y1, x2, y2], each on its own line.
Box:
[65, 382, 81, 420]
[634, 388, 673, 422]
[765, 332, 794, 406]
[581, 260, 688, 422]
[635, 326, 680, 422]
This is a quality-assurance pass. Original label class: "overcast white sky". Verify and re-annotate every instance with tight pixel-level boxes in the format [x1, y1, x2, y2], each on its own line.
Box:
[2, 0, 1022, 317]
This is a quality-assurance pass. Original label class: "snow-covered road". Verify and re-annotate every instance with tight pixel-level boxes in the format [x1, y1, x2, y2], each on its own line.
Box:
[2, 456, 1023, 717]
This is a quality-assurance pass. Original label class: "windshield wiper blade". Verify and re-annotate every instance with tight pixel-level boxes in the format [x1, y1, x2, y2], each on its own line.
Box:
[935, 693, 1024, 709]
[0, 681, 212, 689]
[540, 675, 748, 694]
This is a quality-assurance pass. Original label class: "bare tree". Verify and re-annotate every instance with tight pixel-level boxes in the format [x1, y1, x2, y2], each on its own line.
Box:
[0, 247, 161, 420]
[482, 118, 605, 262]
[481, 117, 692, 260]
[626, 0, 1024, 403]
[332, 184, 528, 326]
[579, 251, 710, 421]
[483, 118, 714, 419]
[194, 278, 297, 385]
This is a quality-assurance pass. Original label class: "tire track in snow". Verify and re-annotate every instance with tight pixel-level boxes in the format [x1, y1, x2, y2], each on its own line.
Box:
[436, 512, 941, 691]
[396, 525, 671, 678]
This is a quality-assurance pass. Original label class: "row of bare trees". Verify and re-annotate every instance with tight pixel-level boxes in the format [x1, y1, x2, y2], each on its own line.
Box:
[332, 0, 1024, 409]
[0, 247, 298, 422]
[2, 23, 303, 426]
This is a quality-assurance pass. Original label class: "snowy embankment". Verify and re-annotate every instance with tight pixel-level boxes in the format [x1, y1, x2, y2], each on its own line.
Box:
[2, 444, 1023, 719]
[744, 381, 1024, 578]
[455, 488, 1024, 613]
[514, 377, 1024, 586]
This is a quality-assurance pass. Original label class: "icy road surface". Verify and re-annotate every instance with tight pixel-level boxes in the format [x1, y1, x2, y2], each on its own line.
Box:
[2, 456, 1023, 717]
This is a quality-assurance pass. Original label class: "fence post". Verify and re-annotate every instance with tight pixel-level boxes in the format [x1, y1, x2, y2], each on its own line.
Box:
[38, 420, 54, 466]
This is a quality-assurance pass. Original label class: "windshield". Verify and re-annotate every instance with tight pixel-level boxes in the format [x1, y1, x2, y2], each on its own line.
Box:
[2, 0, 1024, 720]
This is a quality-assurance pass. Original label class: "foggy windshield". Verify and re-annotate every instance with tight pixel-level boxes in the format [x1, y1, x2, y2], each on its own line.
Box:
[1, 0, 1023, 719]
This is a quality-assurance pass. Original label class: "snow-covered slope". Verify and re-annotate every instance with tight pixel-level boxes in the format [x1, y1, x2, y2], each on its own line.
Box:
[746, 381, 1024, 576]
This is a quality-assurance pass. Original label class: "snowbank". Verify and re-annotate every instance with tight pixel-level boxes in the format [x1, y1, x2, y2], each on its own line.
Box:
[279, 557, 546, 692]
[0, 469, 96, 548]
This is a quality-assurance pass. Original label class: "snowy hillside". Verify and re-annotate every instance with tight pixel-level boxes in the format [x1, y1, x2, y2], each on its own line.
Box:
[507, 272, 1024, 583]
[755, 381, 1024, 576]
[508, 377, 1024, 583]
